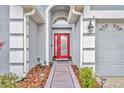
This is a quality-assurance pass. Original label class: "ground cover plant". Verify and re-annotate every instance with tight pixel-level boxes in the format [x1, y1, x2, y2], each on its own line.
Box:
[0, 73, 18, 88]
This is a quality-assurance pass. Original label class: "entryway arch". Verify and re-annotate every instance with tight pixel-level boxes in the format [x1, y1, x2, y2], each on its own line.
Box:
[46, 5, 71, 64]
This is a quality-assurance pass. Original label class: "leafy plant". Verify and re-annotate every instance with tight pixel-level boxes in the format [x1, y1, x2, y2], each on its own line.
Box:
[0, 73, 18, 88]
[79, 67, 96, 88]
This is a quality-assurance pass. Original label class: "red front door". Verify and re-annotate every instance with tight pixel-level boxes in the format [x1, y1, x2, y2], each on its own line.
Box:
[54, 33, 70, 59]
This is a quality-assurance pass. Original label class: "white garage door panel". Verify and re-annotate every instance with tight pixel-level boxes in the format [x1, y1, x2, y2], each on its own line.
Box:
[96, 65, 124, 76]
[96, 51, 124, 61]
[96, 36, 124, 50]
[96, 21, 124, 76]
[96, 61, 124, 65]
[96, 31, 124, 36]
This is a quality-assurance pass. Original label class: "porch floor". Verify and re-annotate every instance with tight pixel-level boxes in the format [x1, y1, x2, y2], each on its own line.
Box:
[45, 62, 80, 88]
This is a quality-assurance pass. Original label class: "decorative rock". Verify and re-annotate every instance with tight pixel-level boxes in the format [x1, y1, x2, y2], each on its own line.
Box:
[16, 64, 51, 88]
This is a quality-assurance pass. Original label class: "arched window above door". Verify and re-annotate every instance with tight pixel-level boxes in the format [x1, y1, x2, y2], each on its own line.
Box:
[54, 17, 68, 25]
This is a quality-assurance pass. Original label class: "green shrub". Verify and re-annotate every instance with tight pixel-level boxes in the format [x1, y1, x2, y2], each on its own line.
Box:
[79, 67, 96, 88]
[0, 73, 18, 88]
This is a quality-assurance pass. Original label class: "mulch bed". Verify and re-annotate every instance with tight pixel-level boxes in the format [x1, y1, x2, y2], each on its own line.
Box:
[16, 64, 51, 88]
[71, 64, 101, 88]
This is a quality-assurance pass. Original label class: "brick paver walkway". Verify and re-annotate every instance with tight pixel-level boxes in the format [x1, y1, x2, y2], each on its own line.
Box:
[51, 62, 74, 88]
[44, 62, 80, 88]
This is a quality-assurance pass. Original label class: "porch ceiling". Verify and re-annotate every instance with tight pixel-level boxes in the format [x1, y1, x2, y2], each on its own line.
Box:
[21, 5, 45, 24]
[51, 5, 70, 13]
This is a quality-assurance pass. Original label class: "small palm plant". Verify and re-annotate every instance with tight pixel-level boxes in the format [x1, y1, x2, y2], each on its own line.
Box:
[79, 67, 96, 88]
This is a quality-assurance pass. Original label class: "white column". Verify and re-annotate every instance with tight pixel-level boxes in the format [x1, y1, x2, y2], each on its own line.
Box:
[46, 10, 50, 65]
[71, 7, 84, 67]
[9, 5, 24, 75]
[80, 15, 83, 67]
[83, 18, 96, 71]
[23, 9, 35, 74]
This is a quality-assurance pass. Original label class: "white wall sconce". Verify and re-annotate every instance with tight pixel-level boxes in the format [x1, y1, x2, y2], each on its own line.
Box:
[88, 20, 94, 33]
[37, 57, 45, 65]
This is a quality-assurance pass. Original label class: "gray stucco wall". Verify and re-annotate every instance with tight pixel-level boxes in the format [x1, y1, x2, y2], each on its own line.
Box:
[29, 17, 38, 69]
[37, 24, 46, 63]
[0, 5, 9, 74]
[72, 18, 80, 66]
[29, 18, 46, 68]
[49, 12, 52, 61]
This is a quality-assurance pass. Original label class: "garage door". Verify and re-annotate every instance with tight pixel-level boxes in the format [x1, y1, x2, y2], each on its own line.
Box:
[96, 20, 124, 76]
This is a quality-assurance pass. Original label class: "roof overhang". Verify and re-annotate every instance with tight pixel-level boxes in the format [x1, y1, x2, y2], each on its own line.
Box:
[68, 5, 84, 24]
[21, 5, 45, 24]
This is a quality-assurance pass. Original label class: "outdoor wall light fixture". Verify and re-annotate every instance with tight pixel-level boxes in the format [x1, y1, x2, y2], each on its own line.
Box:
[88, 20, 94, 33]
[37, 58, 45, 65]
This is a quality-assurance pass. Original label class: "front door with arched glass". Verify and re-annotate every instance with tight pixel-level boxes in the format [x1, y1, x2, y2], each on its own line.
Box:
[53, 33, 70, 60]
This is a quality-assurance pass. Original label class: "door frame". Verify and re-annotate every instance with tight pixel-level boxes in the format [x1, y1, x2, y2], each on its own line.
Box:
[54, 33, 70, 59]
[52, 27, 72, 60]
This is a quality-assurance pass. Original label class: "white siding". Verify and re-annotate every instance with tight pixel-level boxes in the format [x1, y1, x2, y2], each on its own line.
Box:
[10, 5, 23, 19]
[10, 51, 23, 63]
[84, 36, 95, 48]
[10, 65, 23, 75]
[84, 51, 95, 62]
[9, 5, 24, 75]
[10, 22, 23, 33]
[10, 36, 23, 48]
[82, 19, 96, 68]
